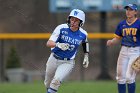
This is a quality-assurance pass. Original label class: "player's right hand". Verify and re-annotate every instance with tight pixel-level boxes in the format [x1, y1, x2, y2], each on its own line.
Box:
[106, 40, 113, 46]
[56, 42, 70, 51]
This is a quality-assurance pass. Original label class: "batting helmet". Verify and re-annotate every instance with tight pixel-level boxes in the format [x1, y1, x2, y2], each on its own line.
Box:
[68, 9, 85, 27]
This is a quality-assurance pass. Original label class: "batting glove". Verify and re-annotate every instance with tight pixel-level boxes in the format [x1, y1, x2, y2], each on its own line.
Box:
[83, 53, 89, 68]
[56, 42, 70, 51]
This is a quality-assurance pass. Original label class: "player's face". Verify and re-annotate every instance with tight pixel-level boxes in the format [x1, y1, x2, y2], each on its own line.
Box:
[69, 17, 80, 31]
[125, 7, 137, 18]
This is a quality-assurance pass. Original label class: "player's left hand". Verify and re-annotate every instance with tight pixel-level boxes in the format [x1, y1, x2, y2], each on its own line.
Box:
[83, 53, 89, 68]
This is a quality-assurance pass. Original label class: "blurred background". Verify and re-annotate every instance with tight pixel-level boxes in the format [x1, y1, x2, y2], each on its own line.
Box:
[0, 0, 140, 83]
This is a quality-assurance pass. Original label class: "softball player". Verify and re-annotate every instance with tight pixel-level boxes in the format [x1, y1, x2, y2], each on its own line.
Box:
[44, 9, 89, 93]
[107, 4, 140, 93]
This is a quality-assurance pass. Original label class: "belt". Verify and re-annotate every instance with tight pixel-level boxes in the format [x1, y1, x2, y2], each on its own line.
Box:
[53, 54, 70, 61]
[123, 45, 136, 47]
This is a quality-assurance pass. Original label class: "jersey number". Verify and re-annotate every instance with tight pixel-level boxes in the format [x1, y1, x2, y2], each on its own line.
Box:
[68, 45, 75, 51]
[133, 36, 137, 42]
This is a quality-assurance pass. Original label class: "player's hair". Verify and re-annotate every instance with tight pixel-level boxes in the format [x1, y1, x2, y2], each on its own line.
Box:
[135, 10, 138, 17]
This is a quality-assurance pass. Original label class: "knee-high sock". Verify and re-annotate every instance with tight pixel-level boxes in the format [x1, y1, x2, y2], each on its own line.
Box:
[118, 83, 126, 93]
[128, 82, 135, 93]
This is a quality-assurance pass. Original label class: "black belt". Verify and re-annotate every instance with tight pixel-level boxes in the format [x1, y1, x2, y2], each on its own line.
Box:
[123, 45, 136, 47]
[53, 54, 70, 61]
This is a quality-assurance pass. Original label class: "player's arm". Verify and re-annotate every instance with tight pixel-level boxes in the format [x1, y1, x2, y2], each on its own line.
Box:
[106, 34, 121, 46]
[46, 40, 56, 48]
[46, 25, 69, 51]
[107, 23, 122, 46]
[82, 38, 89, 68]
[46, 40, 69, 51]
[82, 38, 89, 54]
[46, 25, 60, 48]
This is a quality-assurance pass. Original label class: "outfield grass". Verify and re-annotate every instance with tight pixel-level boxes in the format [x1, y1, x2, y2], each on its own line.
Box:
[0, 80, 140, 93]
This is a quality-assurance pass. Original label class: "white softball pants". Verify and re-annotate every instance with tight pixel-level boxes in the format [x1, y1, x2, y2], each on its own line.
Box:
[116, 46, 140, 84]
[44, 53, 75, 89]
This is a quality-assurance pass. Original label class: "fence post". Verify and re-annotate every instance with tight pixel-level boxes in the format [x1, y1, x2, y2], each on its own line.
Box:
[0, 40, 5, 82]
[97, 12, 111, 80]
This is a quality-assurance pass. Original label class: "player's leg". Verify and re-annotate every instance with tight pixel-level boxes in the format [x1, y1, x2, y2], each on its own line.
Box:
[127, 83, 136, 93]
[48, 60, 75, 93]
[116, 48, 129, 93]
[44, 53, 58, 89]
[126, 58, 136, 93]
[126, 48, 140, 93]
[126, 59, 137, 93]
[116, 57, 127, 93]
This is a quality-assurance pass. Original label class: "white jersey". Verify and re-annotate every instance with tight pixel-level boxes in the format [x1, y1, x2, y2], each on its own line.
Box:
[49, 23, 88, 59]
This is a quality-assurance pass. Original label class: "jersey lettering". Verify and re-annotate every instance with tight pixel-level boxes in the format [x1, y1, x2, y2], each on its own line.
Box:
[61, 35, 82, 45]
[122, 28, 137, 36]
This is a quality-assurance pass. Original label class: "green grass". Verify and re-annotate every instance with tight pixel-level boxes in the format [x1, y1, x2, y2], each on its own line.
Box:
[0, 80, 140, 93]
[59, 80, 117, 93]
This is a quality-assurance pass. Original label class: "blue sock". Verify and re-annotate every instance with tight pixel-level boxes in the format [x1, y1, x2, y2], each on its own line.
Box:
[118, 83, 126, 93]
[47, 87, 57, 93]
[128, 82, 136, 93]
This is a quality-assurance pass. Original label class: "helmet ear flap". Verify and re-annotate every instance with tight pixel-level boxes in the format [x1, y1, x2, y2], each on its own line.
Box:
[79, 20, 83, 27]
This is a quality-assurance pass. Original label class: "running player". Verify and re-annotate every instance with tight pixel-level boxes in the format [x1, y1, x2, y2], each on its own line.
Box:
[44, 9, 89, 93]
[107, 4, 140, 93]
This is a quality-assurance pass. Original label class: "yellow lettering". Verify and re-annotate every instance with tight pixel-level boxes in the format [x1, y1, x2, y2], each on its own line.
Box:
[122, 29, 125, 36]
[132, 28, 137, 35]
[133, 36, 136, 42]
[122, 28, 137, 36]
[125, 28, 131, 35]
